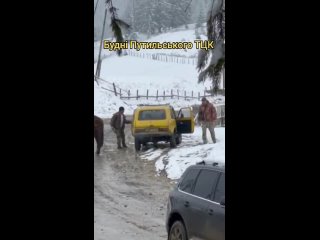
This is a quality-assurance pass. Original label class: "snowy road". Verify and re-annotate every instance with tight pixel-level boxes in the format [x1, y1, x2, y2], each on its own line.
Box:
[94, 124, 173, 240]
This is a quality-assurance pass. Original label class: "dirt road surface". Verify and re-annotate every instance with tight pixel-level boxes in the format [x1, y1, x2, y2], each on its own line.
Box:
[94, 124, 174, 240]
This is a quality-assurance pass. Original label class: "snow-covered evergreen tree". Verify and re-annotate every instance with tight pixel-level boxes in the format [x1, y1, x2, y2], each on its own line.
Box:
[197, 0, 225, 93]
[166, 0, 191, 29]
[195, 0, 207, 35]
[133, 0, 191, 35]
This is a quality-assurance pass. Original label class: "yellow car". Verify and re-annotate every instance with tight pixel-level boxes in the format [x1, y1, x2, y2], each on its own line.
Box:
[131, 104, 195, 151]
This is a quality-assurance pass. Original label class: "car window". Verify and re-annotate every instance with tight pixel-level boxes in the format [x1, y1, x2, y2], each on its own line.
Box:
[138, 110, 166, 120]
[213, 173, 225, 203]
[193, 170, 220, 200]
[179, 169, 200, 193]
[178, 108, 191, 118]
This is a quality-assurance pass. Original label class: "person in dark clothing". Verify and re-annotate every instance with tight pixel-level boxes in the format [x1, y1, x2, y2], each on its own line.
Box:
[198, 97, 217, 144]
[110, 107, 132, 149]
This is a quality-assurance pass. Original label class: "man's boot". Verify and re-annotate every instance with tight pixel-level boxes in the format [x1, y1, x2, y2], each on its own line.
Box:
[117, 137, 122, 149]
[117, 140, 122, 149]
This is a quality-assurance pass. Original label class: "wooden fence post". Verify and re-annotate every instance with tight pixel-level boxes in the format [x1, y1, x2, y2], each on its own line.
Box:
[171, 89, 173, 99]
[113, 83, 117, 96]
[156, 90, 158, 100]
[163, 90, 165, 100]
[128, 90, 130, 100]
[184, 91, 186, 100]
[136, 90, 139, 100]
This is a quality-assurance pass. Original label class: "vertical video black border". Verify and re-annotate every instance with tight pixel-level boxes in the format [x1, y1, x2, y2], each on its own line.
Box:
[226, 0, 273, 239]
[7, 0, 95, 238]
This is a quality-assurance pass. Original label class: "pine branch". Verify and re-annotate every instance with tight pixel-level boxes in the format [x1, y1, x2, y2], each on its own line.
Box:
[108, 6, 118, 14]
[114, 18, 130, 29]
[197, 49, 210, 72]
[198, 64, 214, 83]
[105, 0, 130, 56]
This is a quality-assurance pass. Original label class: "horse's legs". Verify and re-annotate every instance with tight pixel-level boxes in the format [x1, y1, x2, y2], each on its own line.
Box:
[94, 125, 104, 154]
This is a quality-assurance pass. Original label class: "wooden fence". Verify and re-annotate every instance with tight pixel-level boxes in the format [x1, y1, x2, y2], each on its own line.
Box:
[95, 75, 216, 100]
[124, 50, 197, 65]
[119, 88, 215, 100]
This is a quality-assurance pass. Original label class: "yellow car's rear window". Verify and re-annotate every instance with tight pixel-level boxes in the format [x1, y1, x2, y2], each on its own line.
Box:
[138, 110, 166, 120]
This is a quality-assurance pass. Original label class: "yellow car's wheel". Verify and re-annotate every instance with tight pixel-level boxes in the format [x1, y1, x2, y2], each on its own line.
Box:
[176, 134, 182, 145]
[134, 138, 141, 151]
[170, 134, 177, 148]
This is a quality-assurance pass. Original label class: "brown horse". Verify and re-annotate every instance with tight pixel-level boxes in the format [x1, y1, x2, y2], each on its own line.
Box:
[94, 115, 104, 154]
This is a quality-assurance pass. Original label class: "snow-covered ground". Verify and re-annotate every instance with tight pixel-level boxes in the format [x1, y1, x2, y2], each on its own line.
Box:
[94, 40, 114, 62]
[94, 56, 224, 118]
[139, 126, 225, 180]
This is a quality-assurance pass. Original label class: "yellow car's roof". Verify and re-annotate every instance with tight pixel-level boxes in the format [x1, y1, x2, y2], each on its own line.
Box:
[135, 105, 172, 111]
